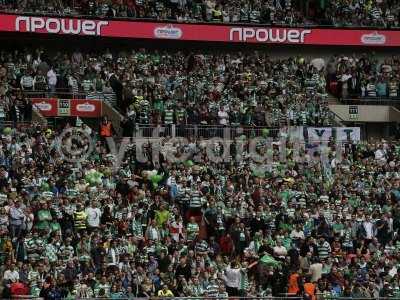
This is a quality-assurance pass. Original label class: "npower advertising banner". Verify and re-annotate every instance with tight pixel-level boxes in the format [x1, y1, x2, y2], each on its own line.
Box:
[0, 13, 399, 46]
[32, 98, 102, 117]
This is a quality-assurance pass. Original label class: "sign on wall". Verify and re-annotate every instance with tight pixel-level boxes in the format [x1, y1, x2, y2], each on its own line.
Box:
[349, 105, 359, 120]
[32, 98, 58, 116]
[32, 98, 102, 117]
[58, 99, 71, 117]
[0, 13, 399, 46]
[71, 100, 102, 117]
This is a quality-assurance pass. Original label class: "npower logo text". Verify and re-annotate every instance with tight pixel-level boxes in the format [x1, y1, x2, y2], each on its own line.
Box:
[230, 27, 311, 43]
[15, 16, 109, 36]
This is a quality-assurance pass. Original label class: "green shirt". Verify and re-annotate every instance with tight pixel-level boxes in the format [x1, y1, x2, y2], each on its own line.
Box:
[36, 210, 52, 230]
[155, 210, 170, 227]
[153, 99, 164, 112]
[187, 223, 199, 241]
[45, 244, 58, 263]
[94, 283, 111, 297]
[332, 222, 344, 234]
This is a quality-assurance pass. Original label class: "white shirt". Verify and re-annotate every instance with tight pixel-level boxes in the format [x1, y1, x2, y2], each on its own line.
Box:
[363, 221, 374, 239]
[107, 248, 118, 266]
[85, 207, 102, 227]
[3, 270, 19, 282]
[83, 126, 92, 136]
[310, 263, 323, 282]
[218, 110, 229, 125]
[170, 221, 184, 242]
[290, 229, 305, 240]
[375, 149, 386, 161]
[389, 266, 397, 277]
[147, 226, 160, 240]
[223, 267, 241, 288]
[273, 245, 288, 258]
[47, 69, 57, 86]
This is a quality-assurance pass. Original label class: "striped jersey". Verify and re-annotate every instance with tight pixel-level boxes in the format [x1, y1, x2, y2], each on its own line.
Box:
[366, 83, 376, 97]
[196, 240, 209, 253]
[389, 82, 398, 97]
[239, 269, 249, 291]
[371, 7, 381, 20]
[205, 282, 219, 297]
[384, 244, 396, 256]
[65, 188, 79, 198]
[189, 189, 202, 208]
[68, 76, 79, 93]
[131, 220, 143, 237]
[20, 75, 34, 88]
[164, 109, 174, 124]
[177, 186, 190, 203]
[81, 79, 93, 92]
[317, 241, 331, 259]
[188, 284, 204, 296]
[45, 244, 58, 262]
[187, 222, 199, 240]
[176, 109, 186, 124]
[94, 283, 111, 297]
[42, 191, 54, 199]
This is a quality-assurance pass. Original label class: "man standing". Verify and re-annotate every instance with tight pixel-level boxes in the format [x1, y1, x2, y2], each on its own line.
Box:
[47, 66, 57, 94]
[74, 203, 87, 233]
[9, 200, 25, 240]
[100, 116, 114, 150]
[85, 202, 102, 232]
[309, 258, 323, 283]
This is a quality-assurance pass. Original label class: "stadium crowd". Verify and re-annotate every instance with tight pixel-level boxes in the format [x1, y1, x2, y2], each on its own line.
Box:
[4, 48, 400, 131]
[326, 53, 400, 100]
[1, 0, 400, 27]
[0, 48, 333, 128]
[0, 117, 399, 299]
[1, 46, 400, 299]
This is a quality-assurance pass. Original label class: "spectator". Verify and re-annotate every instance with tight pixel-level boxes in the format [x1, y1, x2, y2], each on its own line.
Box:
[46, 67, 57, 94]
[9, 200, 25, 239]
[20, 71, 34, 91]
[3, 264, 19, 282]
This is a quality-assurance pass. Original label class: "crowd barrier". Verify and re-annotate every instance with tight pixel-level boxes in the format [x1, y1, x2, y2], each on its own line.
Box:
[23, 90, 91, 100]
[134, 125, 281, 139]
[342, 97, 400, 106]
[0, 121, 40, 130]
[8, 297, 43, 300]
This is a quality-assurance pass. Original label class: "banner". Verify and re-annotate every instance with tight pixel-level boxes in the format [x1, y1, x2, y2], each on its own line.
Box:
[306, 127, 361, 142]
[0, 14, 400, 46]
[71, 99, 102, 117]
[31, 98, 102, 117]
[337, 127, 361, 141]
[32, 98, 58, 117]
[307, 127, 333, 142]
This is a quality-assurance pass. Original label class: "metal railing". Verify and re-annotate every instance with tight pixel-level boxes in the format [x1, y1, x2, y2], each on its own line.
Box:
[8, 297, 43, 300]
[329, 110, 346, 126]
[23, 89, 90, 100]
[342, 97, 400, 106]
[133, 125, 281, 139]
[0, 120, 40, 129]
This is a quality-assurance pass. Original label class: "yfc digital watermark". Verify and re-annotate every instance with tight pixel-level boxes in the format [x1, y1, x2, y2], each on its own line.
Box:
[55, 127, 352, 172]
[57, 127, 94, 164]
